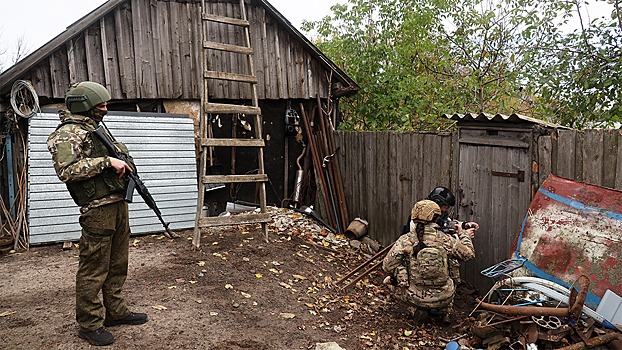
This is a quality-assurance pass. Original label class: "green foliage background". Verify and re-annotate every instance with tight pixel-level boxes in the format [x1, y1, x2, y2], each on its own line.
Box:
[303, 0, 622, 130]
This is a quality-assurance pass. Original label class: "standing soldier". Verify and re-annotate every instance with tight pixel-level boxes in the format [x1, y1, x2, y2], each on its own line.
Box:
[383, 200, 475, 323]
[47, 82, 147, 346]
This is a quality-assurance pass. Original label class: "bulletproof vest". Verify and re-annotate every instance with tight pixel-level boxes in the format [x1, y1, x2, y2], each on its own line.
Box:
[409, 225, 450, 287]
[60, 121, 130, 206]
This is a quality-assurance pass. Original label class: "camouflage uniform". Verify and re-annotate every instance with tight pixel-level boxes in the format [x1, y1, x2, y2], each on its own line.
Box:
[47, 110, 133, 332]
[383, 221, 475, 315]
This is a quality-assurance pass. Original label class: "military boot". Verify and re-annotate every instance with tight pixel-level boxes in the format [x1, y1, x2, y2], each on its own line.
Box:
[78, 327, 114, 346]
[104, 312, 148, 327]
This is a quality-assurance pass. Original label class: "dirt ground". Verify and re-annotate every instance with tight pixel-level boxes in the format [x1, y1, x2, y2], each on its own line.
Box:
[0, 208, 477, 350]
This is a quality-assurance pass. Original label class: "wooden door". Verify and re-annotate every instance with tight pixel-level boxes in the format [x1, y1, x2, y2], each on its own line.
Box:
[456, 127, 533, 291]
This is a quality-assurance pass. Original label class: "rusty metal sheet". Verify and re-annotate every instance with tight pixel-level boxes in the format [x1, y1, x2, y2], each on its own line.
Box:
[512, 174, 622, 309]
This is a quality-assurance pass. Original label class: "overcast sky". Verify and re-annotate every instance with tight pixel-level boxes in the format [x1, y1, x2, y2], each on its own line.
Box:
[0, 0, 339, 69]
[0, 0, 613, 70]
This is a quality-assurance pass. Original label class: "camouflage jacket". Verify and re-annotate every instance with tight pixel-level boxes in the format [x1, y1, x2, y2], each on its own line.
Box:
[47, 110, 125, 209]
[383, 223, 475, 308]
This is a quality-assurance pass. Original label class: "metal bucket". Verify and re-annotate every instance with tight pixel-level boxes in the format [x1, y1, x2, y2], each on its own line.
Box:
[344, 217, 369, 239]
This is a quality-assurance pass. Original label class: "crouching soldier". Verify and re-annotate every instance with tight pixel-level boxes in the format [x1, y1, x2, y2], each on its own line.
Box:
[383, 200, 475, 323]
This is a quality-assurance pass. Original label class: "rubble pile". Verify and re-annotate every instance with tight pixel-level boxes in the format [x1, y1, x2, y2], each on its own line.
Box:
[454, 276, 622, 350]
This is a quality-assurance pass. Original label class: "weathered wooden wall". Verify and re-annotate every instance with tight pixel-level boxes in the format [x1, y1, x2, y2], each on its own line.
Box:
[536, 129, 622, 190]
[22, 0, 331, 101]
[335, 128, 622, 291]
[334, 131, 454, 245]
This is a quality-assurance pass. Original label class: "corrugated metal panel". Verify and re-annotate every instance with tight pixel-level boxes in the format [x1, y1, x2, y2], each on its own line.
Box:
[443, 112, 569, 129]
[513, 174, 622, 308]
[28, 111, 198, 244]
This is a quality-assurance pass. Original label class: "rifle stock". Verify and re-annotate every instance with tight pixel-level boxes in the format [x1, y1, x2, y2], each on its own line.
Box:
[92, 126, 178, 238]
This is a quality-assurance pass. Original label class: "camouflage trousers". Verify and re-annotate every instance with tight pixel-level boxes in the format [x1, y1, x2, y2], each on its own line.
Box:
[76, 201, 130, 331]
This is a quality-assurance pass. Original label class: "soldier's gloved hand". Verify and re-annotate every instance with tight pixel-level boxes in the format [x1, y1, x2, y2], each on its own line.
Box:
[110, 157, 133, 178]
[396, 268, 409, 288]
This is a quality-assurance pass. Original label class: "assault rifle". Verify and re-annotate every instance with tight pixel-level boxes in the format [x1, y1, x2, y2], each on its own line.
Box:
[92, 125, 178, 239]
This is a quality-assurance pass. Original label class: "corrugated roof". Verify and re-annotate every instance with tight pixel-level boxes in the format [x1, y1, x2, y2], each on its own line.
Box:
[443, 112, 570, 129]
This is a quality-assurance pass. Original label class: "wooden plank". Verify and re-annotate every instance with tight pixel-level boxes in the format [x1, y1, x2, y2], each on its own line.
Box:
[178, 2, 193, 99]
[459, 136, 529, 149]
[202, 174, 268, 184]
[205, 71, 257, 83]
[602, 129, 618, 189]
[202, 13, 249, 27]
[153, 0, 173, 97]
[284, 34, 295, 99]
[31, 59, 52, 98]
[537, 134, 552, 187]
[202, 41, 253, 55]
[49, 48, 69, 98]
[582, 129, 604, 186]
[85, 26, 105, 84]
[168, 2, 183, 98]
[101, 15, 123, 99]
[201, 138, 264, 147]
[247, 4, 264, 99]
[205, 103, 261, 115]
[273, 25, 286, 98]
[556, 129, 577, 179]
[388, 132, 400, 240]
[114, 4, 136, 98]
[259, 6, 271, 99]
[227, 1, 241, 99]
[198, 212, 271, 227]
[265, 16, 279, 99]
[376, 132, 389, 242]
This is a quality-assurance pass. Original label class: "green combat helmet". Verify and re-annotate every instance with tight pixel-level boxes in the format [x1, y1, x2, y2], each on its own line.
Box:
[65, 81, 111, 113]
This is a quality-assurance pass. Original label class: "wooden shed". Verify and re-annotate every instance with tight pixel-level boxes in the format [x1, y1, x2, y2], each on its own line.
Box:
[0, 0, 359, 246]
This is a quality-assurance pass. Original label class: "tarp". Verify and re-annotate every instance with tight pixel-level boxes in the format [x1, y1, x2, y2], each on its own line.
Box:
[513, 174, 622, 309]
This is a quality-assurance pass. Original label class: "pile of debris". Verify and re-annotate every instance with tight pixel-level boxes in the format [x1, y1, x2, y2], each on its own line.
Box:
[453, 274, 622, 349]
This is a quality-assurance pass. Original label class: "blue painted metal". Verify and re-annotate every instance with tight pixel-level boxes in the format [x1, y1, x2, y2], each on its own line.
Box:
[6, 133, 15, 219]
[512, 174, 622, 309]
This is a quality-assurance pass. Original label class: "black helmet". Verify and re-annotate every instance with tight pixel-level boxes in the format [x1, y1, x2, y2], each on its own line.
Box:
[426, 187, 455, 207]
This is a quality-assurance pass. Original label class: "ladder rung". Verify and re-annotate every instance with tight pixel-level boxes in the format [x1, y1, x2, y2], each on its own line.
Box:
[205, 103, 261, 115]
[203, 41, 253, 55]
[202, 13, 250, 27]
[202, 139, 265, 147]
[202, 174, 268, 184]
[205, 71, 258, 84]
[198, 213, 272, 227]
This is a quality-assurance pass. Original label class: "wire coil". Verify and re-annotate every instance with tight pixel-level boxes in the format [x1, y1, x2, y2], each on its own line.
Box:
[10, 80, 40, 118]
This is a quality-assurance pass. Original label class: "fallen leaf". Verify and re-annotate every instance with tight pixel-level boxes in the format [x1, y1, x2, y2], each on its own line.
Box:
[225, 284, 234, 289]
[196, 300, 203, 304]
[241, 231, 249, 235]
[209, 312, 219, 316]
[279, 282, 292, 289]
[404, 330, 413, 336]
[198, 261, 206, 267]
[132, 239, 140, 247]
[280, 313, 296, 319]
[241, 292, 252, 298]
[188, 280, 197, 284]
[213, 253, 222, 258]
[0, 311, 16, 317]
[212, 242, 219, 245]
[168, 286, 177, 289]
[152, 305, 167, 311]
[269, 268, 280, 274]
[175, 278, 186, 283]
[293, 274, 307, 280]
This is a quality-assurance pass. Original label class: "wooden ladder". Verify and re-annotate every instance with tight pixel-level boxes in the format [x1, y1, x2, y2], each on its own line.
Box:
[193, 0, 270, 248]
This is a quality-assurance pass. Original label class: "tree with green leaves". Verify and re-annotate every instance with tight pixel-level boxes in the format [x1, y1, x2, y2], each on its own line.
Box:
[304, 0, 620, 130]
